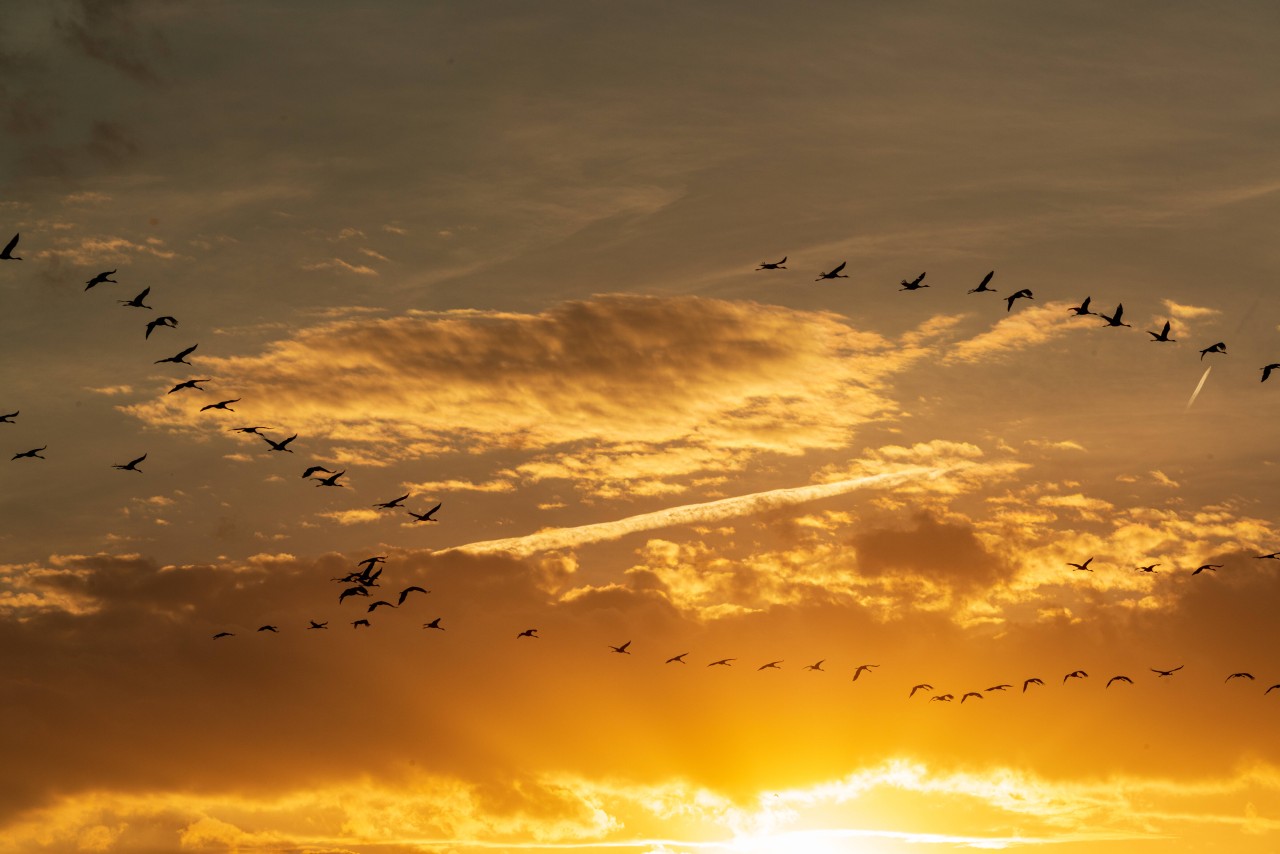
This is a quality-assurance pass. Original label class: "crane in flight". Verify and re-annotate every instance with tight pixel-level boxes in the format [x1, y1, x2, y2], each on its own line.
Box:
[0, 233, 20, 260]
[757, 256, 787, 270]
[815, 261, 848, 281]
[112, 453, 146, 472]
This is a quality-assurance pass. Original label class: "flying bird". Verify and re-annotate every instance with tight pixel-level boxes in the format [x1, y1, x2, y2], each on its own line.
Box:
[199, 398, 240, 412]
[517, 628, 539, 639]
[985, 684, 1012, 692]
[1266, 685, 1280, 695]
[229, 426, 271, 434]
[1068, 296, 1093, 316]
[145, 316, 178, 338]
[960, 692, 984, 703]
[757, 256, 787, 270]
[423, 618, 444, 630]
[261, 433, 298, 452]
[899, 272, 928, 290]
[1106, 675, 1133, 688]
[1135, 564, 1159, 573]
[0, 411, 16, 424]
[1063, 670, 1088, 683]
[1200, 342, 1227, 360]
[1255, 552, 1280, 560]
[212, 631, 234, 639]
[257, 625, 279, 633]
[314, 470, 346, 487]
[1022, 678, 1044, 692]
[338, 586, 370, 604]
[0, 233, 20, 260]
[930, 694, 954, 702]
[367, 600, 396, 612]
[968, 271, 995, 293]
[1192, 564, 1221, 575]
[1098, 303, 1130, 327]
[112, 453, 146, 472]
[308, 621, 328, 629]
[610, 641, 633, 655]
[1067, 557, 1094, 572]
[352, 619, 371, 629]
[84, 270, 117, 290]
[851, 664, 880, 681]
[1148, 321, 1175, 342]
[154, 343, 197, 365]
[804, 660, 826, 671]
[11, 446, 46, 460]
[1226, 672, 1256, 682]
[168, 379, 212, 394]
[1261, 364, 1280, 383]
[815, 261, 848, 281]
[909, 683, 934, 697]
[356, 555, 386, 571]
[301, 465, 335, 479]
[373, 493, 410, 509]
[118, 287, 152, 309]
[707, 658, 735, 667]
[397, 585, 429, 606]
[665, 653, 689, 664]
[1151, 666, 1183, 677]
[758, 660, 783, 670]
[408, 502, 442, 522]
[1005, 289, 1033, 311]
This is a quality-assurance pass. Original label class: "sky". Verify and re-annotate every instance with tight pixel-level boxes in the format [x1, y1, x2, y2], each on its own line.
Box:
[3, 1, 1280, 852]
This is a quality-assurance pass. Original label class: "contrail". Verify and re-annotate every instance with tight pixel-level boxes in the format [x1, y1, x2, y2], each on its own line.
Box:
[438, 465, 953, 558]
[1186, 366, 1212, 410]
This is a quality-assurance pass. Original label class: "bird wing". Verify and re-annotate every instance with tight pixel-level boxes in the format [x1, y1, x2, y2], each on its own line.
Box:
[830, 261, 846, 275]
[1, 233, 17, 255]
[129, 454, 146, 467]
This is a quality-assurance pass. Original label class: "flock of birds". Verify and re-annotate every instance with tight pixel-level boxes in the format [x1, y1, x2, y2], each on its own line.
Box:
[3, 232, 1279, 685]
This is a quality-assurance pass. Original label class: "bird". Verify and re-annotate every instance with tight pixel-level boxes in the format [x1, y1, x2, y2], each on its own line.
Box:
[229, 426, 271, 434]
[610, 641, 633, 655]
[314, 470, 346, 487]
[1148, 321, 1175, 342]
[1200, 342, 1227, 360]
[899, 272, 928, 290]
[1067, 296, 1093, 316]
[985, 684, 1012, 692]
[1136, 563, 1159, 573]
[423, 618, 444, 630]
[665, 653, 689, 664]
[1262, 364, 1280, 383]
[308, 621, 328, 629]
[961, 692, 984, 703]
[1266, 685, 1280, 695]
[516, 629, 539, 639]
[758, 660, 783, 670]
[1022, 678, 1044, 692]
[11, 446, 46, 460]
[707, 658, 734, 667]
[407, 503, 441, 522]
[212, 631, 234, 639]
[261, 433, 298, 452]
[1226, 672, 1256, 682]
[367, 600, 396, 612]
[373, 493, 410, 509]
[0, 233, 20, 260]
[199, 398, 240, 412]
[112, 453, 146, 472]
[804, 660, 826, 672]
[1150, 666, 1183, 677]
[117, 287, 152, 308]
[167, 379, 212, 394]
[1005, 289, 1033, 311]
[909, 683, 934, 697]
[757, 256, 787, 270]
[338, 586, 370, 604]
[1192, 564, 1221, 575]
[1255, 552, 1280, 560]
[1067, 557, 1094, 572]
[352, 619, 371, 629]
[851, 664, 879, 681]
[257, 625, 279, 633]
[397, 585, 429, 606]
[968, 271, 995, 293]
[154, 344, 197, 365]
[1063, 670, 1088, 683]
[1098, 303, 1130, 328]
[1107, 675, 1133, 688]
[356, 555, 386, 571]
[930, 694, 954, 702]
[84, 270, 117, 290]
[0, 411, 16, 424]
[144, 316, 178, 338]
[301, 465, 334, 479]
[815, 261, 848, 281]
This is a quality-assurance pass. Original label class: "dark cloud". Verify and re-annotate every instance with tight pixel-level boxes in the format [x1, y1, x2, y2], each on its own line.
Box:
[55, 0, 167, 84]
[852, 511, 1010, 592]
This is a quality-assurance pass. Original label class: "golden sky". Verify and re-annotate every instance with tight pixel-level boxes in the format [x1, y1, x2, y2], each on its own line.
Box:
[3, 2, 1280, 852]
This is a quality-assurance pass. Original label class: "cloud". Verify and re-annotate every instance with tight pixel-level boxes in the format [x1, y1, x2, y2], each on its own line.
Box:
[55, 0, 168, 83]
[943, 302, 1080, 364]
[33, 234, 178, 264]
[301, 258, 379, 276]
[1162, 299, 1221, 321]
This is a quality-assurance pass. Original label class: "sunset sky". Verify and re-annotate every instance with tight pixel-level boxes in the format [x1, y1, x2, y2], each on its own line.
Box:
[4, 2, 1280, 852]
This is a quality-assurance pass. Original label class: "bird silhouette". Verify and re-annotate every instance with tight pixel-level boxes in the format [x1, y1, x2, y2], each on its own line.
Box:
[352, 619, 371, 629]
[1266, 684, 1280, 695]
[1067, 557, 1094, 572]
[804, 660, 825, 671]
[397, 586, 429, 605]
[261, 433, 298, 452]
[229, 426, 271, 434]
[308, 621, 328, 629]
[909, 683, 934, 697]
[154, 343, 197, 365]
[84, 270, 117, 290]
[301, 465, 334, 479]
[665, 653, 689, 664]
[707, 658, 734, 667]
[168, 379, 212, 394]
[968, 271, 996, 293]
[1192, 564, 1221, 575]
[408, 502, 442, 522]
[1261, 364, 1280, 383]
[11, 446, 46, 460]
[757, 256, 787, 270]
[367, 600, 396, 612]
[930, 694, 954, 702]
[1023, 678, 1044, 692]
[1256, 552, 1280, 560]
[758, 660, 783, 670]
[199, 398, 240, 412]
[1067, 296, 1093, 316]
[1136, 563, 1159, 573]
[314, 470, 346, 487]
[961, 692, 984, 703]
[1151, 666, 1183, 677]
[356, 555, 386, 571]
[610, 641, 633, 655]
[112, 453, 146, 472]
[1063, 670, 1088, 683]
[1005, 289, 1033, 311]
[1148, 321, 1175, 342]
[423, 618, 444, 630]
[373, 493, 410, 509]
[899, 272, 928, 290]
[0, 411, 17, 424]
[145, 316, 178, 338]
[985, 684, 1012, 692]
[118, 287, 152, 308]
[1226, 672, 1255, 682]
[851, 664, 880, 681]
[212, 631, 233, 639]
[517, 628, 539, 639]
[257, 625, 279, 633]
[338, 586, 370, 604]
[1200, 342, 1227, 360]
[815, 261, 848, 281]
[1107, 675, 1133, 688]
[0, 233, 20, 260]
[1098, 303, 1130, 327]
